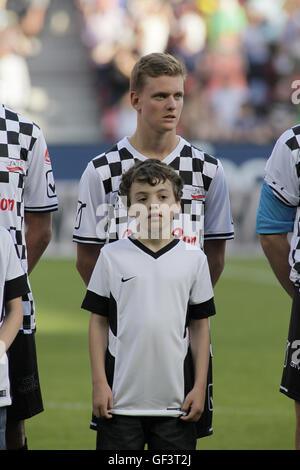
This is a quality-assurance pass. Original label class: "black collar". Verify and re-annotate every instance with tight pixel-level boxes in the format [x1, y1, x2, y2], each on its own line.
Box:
[128, 237, 180, 259]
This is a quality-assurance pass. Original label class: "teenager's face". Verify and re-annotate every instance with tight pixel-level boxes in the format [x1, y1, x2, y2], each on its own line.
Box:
[128, 178, 180, 239]
[131, 75, 184, 134]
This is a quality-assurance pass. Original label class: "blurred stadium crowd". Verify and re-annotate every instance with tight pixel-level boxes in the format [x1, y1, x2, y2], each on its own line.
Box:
[0, 0, 300, 144]
[0, 0, 49, 112]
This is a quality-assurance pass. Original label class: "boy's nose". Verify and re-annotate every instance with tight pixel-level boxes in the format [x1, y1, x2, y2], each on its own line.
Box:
[149, 202, 159, 211]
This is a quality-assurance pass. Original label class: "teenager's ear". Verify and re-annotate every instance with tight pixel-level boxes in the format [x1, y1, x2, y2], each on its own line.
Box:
[130, 91, 140, 111]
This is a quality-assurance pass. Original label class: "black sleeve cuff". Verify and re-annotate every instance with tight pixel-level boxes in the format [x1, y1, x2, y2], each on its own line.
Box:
[5, 274, 30, 301]
[188, 297, 216, 319]
[81, 290, 109, 316]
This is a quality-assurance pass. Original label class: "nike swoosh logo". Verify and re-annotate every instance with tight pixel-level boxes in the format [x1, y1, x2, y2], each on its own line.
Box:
[121, 276, 136, 283]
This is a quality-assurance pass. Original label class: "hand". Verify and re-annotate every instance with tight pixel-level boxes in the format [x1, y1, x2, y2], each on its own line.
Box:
[180, 387, 205, 422]
[92, 382, 114, 419]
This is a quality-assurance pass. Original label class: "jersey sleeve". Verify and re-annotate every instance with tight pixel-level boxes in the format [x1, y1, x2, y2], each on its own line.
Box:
[188, 253, 216, 320]
[73, 161, 108, 245]
[256, 181, 296, 234]
[204, 161, 234, 240]
[81, 248, 110, 315]
[4, 230, 30, 301]
[264, 136, 300, 207]
[23, 127, 58, 212]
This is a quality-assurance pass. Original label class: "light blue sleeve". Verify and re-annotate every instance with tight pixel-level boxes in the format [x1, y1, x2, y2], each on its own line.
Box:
[255, 181, 296, 234]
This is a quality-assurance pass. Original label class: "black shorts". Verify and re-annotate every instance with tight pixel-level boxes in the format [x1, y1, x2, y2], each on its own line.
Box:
[6, 332, 44, 421]
[96, 415, 197, 450]
[280, 287, 300, 402]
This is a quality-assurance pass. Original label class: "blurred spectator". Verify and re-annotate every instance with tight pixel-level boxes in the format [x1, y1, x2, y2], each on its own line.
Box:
[75, 0, 300, 143]
[168, 2, 207, 73]
[6, 0, 50, 37]
[128, 0, 174, 56]
[77, 0, 137, 108]
[0, 9, 31, 111]
[0, 0, 50, 113]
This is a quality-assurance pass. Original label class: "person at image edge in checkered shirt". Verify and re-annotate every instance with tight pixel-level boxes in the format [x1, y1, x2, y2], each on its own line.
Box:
[256, 124, 300, 450]
[73, 53, 234, 449]
[0, 104, 58, 449]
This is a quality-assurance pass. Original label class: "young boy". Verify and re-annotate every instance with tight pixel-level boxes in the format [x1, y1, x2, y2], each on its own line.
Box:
[81, 160, 216, 450]
[0, 227, 30, 450]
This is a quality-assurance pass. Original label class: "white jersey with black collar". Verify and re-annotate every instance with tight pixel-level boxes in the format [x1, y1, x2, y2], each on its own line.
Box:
[82, 237, 215, 418]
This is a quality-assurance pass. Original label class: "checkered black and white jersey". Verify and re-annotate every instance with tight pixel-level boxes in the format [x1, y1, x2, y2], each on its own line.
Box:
[0, 105, 58, 333]
[264, 124, 300, 284]
[73, 136, 234, 249]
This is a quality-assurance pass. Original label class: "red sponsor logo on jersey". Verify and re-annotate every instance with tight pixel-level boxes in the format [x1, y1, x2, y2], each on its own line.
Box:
[7, 166, 24, 173]
[172, 228, 197, 245]
[0, 197, 15, 211]
[6, 162, 25, 174]
[45, 149, 51, 164]
[191, 187, 205, 200]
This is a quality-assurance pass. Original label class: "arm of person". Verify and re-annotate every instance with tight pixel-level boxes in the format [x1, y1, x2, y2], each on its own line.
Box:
[203, 239, 226, 287]
[76, 244, 102, 286]
[0, 297, 23, 359]
[89, 313, 113, 419]
[180, 317, 210, 422]
[81, 249, 113, 418]
[259, 233, 294, 298]
[24, 211, 52, 275]
[203, 161, 234, 286]
[23, 125, 57, 275]
[73, 161, 108, 285]
[256, 181, 296, 298]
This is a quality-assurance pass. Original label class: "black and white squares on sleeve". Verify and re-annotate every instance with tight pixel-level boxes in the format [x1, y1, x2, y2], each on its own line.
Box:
[285, 125, 300, 153]
[0, 107, 37, 161]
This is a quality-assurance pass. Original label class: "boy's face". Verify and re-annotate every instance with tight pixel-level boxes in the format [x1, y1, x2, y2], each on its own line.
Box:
[128, 178, 181, 239]
[131, 75, 184, 134]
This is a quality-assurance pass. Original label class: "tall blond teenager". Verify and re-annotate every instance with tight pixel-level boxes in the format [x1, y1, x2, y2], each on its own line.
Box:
[74, 53, 233, 447]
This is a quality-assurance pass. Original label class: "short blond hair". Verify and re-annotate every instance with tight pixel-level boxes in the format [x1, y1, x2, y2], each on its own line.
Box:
[130, 53, 186, 93]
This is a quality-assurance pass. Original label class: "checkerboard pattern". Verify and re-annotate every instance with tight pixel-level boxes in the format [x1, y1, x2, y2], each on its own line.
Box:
[0, 106, 38, 161]
[91, 139, 219, 247]
[0, 105, 57, 333]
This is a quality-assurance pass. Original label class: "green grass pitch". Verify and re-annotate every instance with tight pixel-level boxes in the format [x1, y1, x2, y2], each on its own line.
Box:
[25, 256, 294, 450]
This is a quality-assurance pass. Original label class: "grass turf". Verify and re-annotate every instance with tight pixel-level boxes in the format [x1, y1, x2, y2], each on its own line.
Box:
[25, 257, 294, 450]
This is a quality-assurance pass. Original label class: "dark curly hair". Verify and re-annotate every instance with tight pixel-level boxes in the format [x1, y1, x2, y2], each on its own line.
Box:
[119, 159, 183, 207]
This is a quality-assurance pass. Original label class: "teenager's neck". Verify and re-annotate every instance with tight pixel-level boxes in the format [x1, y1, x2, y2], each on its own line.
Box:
[129, 130, 179, 161]
[134, 235, 175, 252]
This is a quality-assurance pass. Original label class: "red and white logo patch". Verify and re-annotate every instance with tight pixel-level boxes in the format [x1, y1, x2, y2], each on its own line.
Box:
[6, 160, 25, 174]
[191, 186, 205, 200]
[45, 149, 51, 164]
